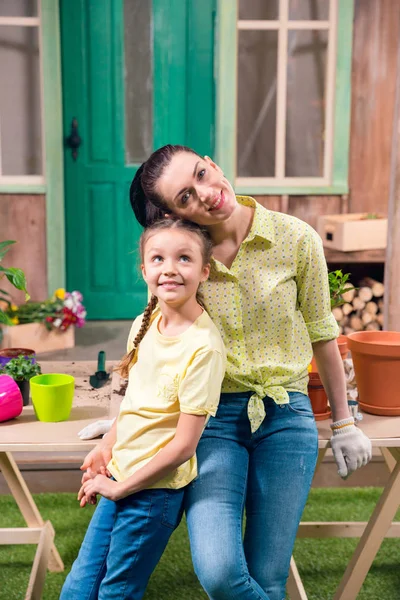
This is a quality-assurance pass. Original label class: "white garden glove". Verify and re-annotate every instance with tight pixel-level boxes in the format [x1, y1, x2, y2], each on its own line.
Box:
[330, 417, 372, 479]
[78, 418, 115, 440]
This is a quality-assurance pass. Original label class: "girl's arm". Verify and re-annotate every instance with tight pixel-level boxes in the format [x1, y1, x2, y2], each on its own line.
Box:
[81, 412, 207, 501]
[312, 339, 350, 422]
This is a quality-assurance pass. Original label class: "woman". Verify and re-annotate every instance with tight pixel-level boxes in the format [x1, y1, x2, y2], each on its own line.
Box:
[127, 145, 372, 600]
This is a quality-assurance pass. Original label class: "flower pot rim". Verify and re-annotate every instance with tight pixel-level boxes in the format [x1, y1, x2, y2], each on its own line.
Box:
[0, 347, 36, 357]
[30, 373, 75, 388]
[348, 330, 400, 357]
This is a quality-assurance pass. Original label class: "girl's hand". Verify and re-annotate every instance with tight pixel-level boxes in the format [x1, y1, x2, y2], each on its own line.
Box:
[78, 468, 104, 508]
[82, 474, 124, 502]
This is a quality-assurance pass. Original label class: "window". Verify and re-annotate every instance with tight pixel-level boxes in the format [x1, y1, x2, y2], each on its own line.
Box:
[0, 0, 44, 185]
[215, 0, 353, 194]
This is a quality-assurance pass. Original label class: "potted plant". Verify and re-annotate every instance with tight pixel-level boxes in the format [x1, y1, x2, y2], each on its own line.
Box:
[348, 331, 400, 416]
[308, 270, 356, 420]
[0, 288, 86, 353]
[0, 354, 41, 406]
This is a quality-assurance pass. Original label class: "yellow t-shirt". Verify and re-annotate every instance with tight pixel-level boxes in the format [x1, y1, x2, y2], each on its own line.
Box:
[107, 309, 226, 489]
[200, 196, 339, 433]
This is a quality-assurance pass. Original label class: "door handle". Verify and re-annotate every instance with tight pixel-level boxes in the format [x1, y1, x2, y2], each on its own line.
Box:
[65, 118, 82, 161]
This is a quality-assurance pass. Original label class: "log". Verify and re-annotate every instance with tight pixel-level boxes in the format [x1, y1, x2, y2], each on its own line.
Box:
[344, 326, 355, 335]
[342, 303, 353, 316]
[358, 287, 374, 302]
[378, 299, 385, 312]
[332, 307, 344, 321]
[365, 321, 381, 331]
[341, 285, 356, 303]
[360, 277, 385, 297]
[361, 312, 374, 325]
[350, 315, 363, 331]
[352, 296, 366, 311]
[376, 313, 385, 326]
[365, 301, 379, 315]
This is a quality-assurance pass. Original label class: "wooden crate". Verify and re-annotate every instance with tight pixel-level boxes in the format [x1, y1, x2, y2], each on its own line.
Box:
[317, 213, 388, 252]
[0, 323, 75, 354]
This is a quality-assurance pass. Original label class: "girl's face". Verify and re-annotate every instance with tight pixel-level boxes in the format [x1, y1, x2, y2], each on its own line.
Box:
[156, 153, 237, 226]
[141, 229, 210, 308]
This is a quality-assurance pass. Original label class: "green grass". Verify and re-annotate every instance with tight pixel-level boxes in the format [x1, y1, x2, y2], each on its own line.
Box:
[0, 488, 399, 599]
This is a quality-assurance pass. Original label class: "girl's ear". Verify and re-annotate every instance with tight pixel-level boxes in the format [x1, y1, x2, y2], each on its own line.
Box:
[141, 264, 147, 282]
[201, 263, 211, 282]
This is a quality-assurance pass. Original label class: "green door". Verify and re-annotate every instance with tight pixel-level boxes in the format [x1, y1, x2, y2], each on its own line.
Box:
[60, 0, 215, 319]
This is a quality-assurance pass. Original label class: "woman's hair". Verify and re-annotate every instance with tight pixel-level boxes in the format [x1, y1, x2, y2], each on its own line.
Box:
[130, 144, 201, 227]
[117, 218, 212, 378]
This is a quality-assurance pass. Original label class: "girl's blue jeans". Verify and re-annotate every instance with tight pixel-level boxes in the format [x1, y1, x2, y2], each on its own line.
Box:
[185, 392, 318, 600]
[60, 487, 184, 600]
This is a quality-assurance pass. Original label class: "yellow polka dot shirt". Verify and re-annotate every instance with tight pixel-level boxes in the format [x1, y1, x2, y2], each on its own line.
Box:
[200, 196, 339, 432]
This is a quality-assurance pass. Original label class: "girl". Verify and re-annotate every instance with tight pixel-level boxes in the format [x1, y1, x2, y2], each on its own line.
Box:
[60, 219, 226, 600]
[127, 145, 372, 600]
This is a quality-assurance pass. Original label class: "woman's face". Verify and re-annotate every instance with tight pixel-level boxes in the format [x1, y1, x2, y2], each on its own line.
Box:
[156, 153, 237, 226]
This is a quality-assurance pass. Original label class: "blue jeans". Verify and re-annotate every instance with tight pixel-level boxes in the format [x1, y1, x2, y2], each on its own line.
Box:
[185, 392, 318, 600]
[60, 487, 184, 600]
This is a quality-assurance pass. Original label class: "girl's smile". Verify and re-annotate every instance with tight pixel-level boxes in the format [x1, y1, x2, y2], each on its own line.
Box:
[141, 229, 210, 309]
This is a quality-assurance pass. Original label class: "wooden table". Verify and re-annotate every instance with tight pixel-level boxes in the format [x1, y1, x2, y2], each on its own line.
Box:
[288, 414, 400, 600]
[0, 361, 122, 600]
[1, 361, 399, 599]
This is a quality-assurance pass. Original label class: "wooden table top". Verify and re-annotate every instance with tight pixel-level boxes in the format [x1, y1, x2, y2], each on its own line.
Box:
[0, 361, 124, 452]
[1, 361, 399, 452]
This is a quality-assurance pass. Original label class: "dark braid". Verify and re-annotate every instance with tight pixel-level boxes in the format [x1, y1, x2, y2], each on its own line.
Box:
[117, 295, 158, 379]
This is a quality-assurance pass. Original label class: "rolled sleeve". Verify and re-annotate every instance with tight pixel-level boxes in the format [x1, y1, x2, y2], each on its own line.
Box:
[296, 226, 339, 343]
[179, 350, 225, 417]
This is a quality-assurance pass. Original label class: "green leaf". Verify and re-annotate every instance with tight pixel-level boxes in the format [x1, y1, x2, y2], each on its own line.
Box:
[4, 268, 30, 300]
[0, 240, 16, 262]
[0, 311, 13, 325]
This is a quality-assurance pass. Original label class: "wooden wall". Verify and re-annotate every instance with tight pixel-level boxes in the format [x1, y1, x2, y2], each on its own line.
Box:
[1, 0, 399, 304]
[0, 195, 48, 303]
[256, 0, 400, 231]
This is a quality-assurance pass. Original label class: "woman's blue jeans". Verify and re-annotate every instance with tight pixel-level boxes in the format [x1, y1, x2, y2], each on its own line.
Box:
[185, 392, 318, 600]
[60, 487, 184, 600]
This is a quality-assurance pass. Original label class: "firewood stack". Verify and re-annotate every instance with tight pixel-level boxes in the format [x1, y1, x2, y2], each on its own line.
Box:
[332, 277, 385, 334]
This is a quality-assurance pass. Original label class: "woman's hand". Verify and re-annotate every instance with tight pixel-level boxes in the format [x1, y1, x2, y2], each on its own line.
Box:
[82, 474, 125, 502]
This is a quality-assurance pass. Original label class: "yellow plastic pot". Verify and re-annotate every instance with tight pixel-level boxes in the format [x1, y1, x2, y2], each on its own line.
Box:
[30, 373, 75, 422]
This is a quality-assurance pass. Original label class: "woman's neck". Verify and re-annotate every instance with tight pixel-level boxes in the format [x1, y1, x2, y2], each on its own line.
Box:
[158, 298, 203, 336]
[207, 201, 254, 247]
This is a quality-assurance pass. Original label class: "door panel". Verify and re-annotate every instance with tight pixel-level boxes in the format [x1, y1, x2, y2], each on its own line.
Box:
[61, 0, 215, 319]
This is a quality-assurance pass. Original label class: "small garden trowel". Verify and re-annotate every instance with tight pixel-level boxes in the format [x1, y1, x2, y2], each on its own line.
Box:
[90, 351, 110, 388]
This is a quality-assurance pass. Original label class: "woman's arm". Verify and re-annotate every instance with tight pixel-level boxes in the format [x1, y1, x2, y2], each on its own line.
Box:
[81, 412, 206, 501]
[312, 339, 350, 422]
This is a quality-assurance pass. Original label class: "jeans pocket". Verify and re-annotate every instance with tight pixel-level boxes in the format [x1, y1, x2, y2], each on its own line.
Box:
[287, 392, 314, 417]
[161, 489, 185, 529]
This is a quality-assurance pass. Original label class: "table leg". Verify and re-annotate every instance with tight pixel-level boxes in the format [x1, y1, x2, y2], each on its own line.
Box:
[0, 451, 64, 572]
[287, 557, 308, 600]
[333, 455, 400, 600]
[25, 521, 55, 600]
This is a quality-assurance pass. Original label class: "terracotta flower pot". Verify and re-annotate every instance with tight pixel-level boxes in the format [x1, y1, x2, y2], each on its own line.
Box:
[308, 372, 331, 420]
[348, 331, 400, 416]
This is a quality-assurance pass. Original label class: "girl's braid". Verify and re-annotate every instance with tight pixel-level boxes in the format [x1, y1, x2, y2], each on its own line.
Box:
[117, 294, 158, 379]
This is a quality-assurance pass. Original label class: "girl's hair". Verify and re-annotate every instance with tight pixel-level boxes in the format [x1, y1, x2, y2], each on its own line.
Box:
[130, 144, 201, 227]
[117, 219, 212, 378]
